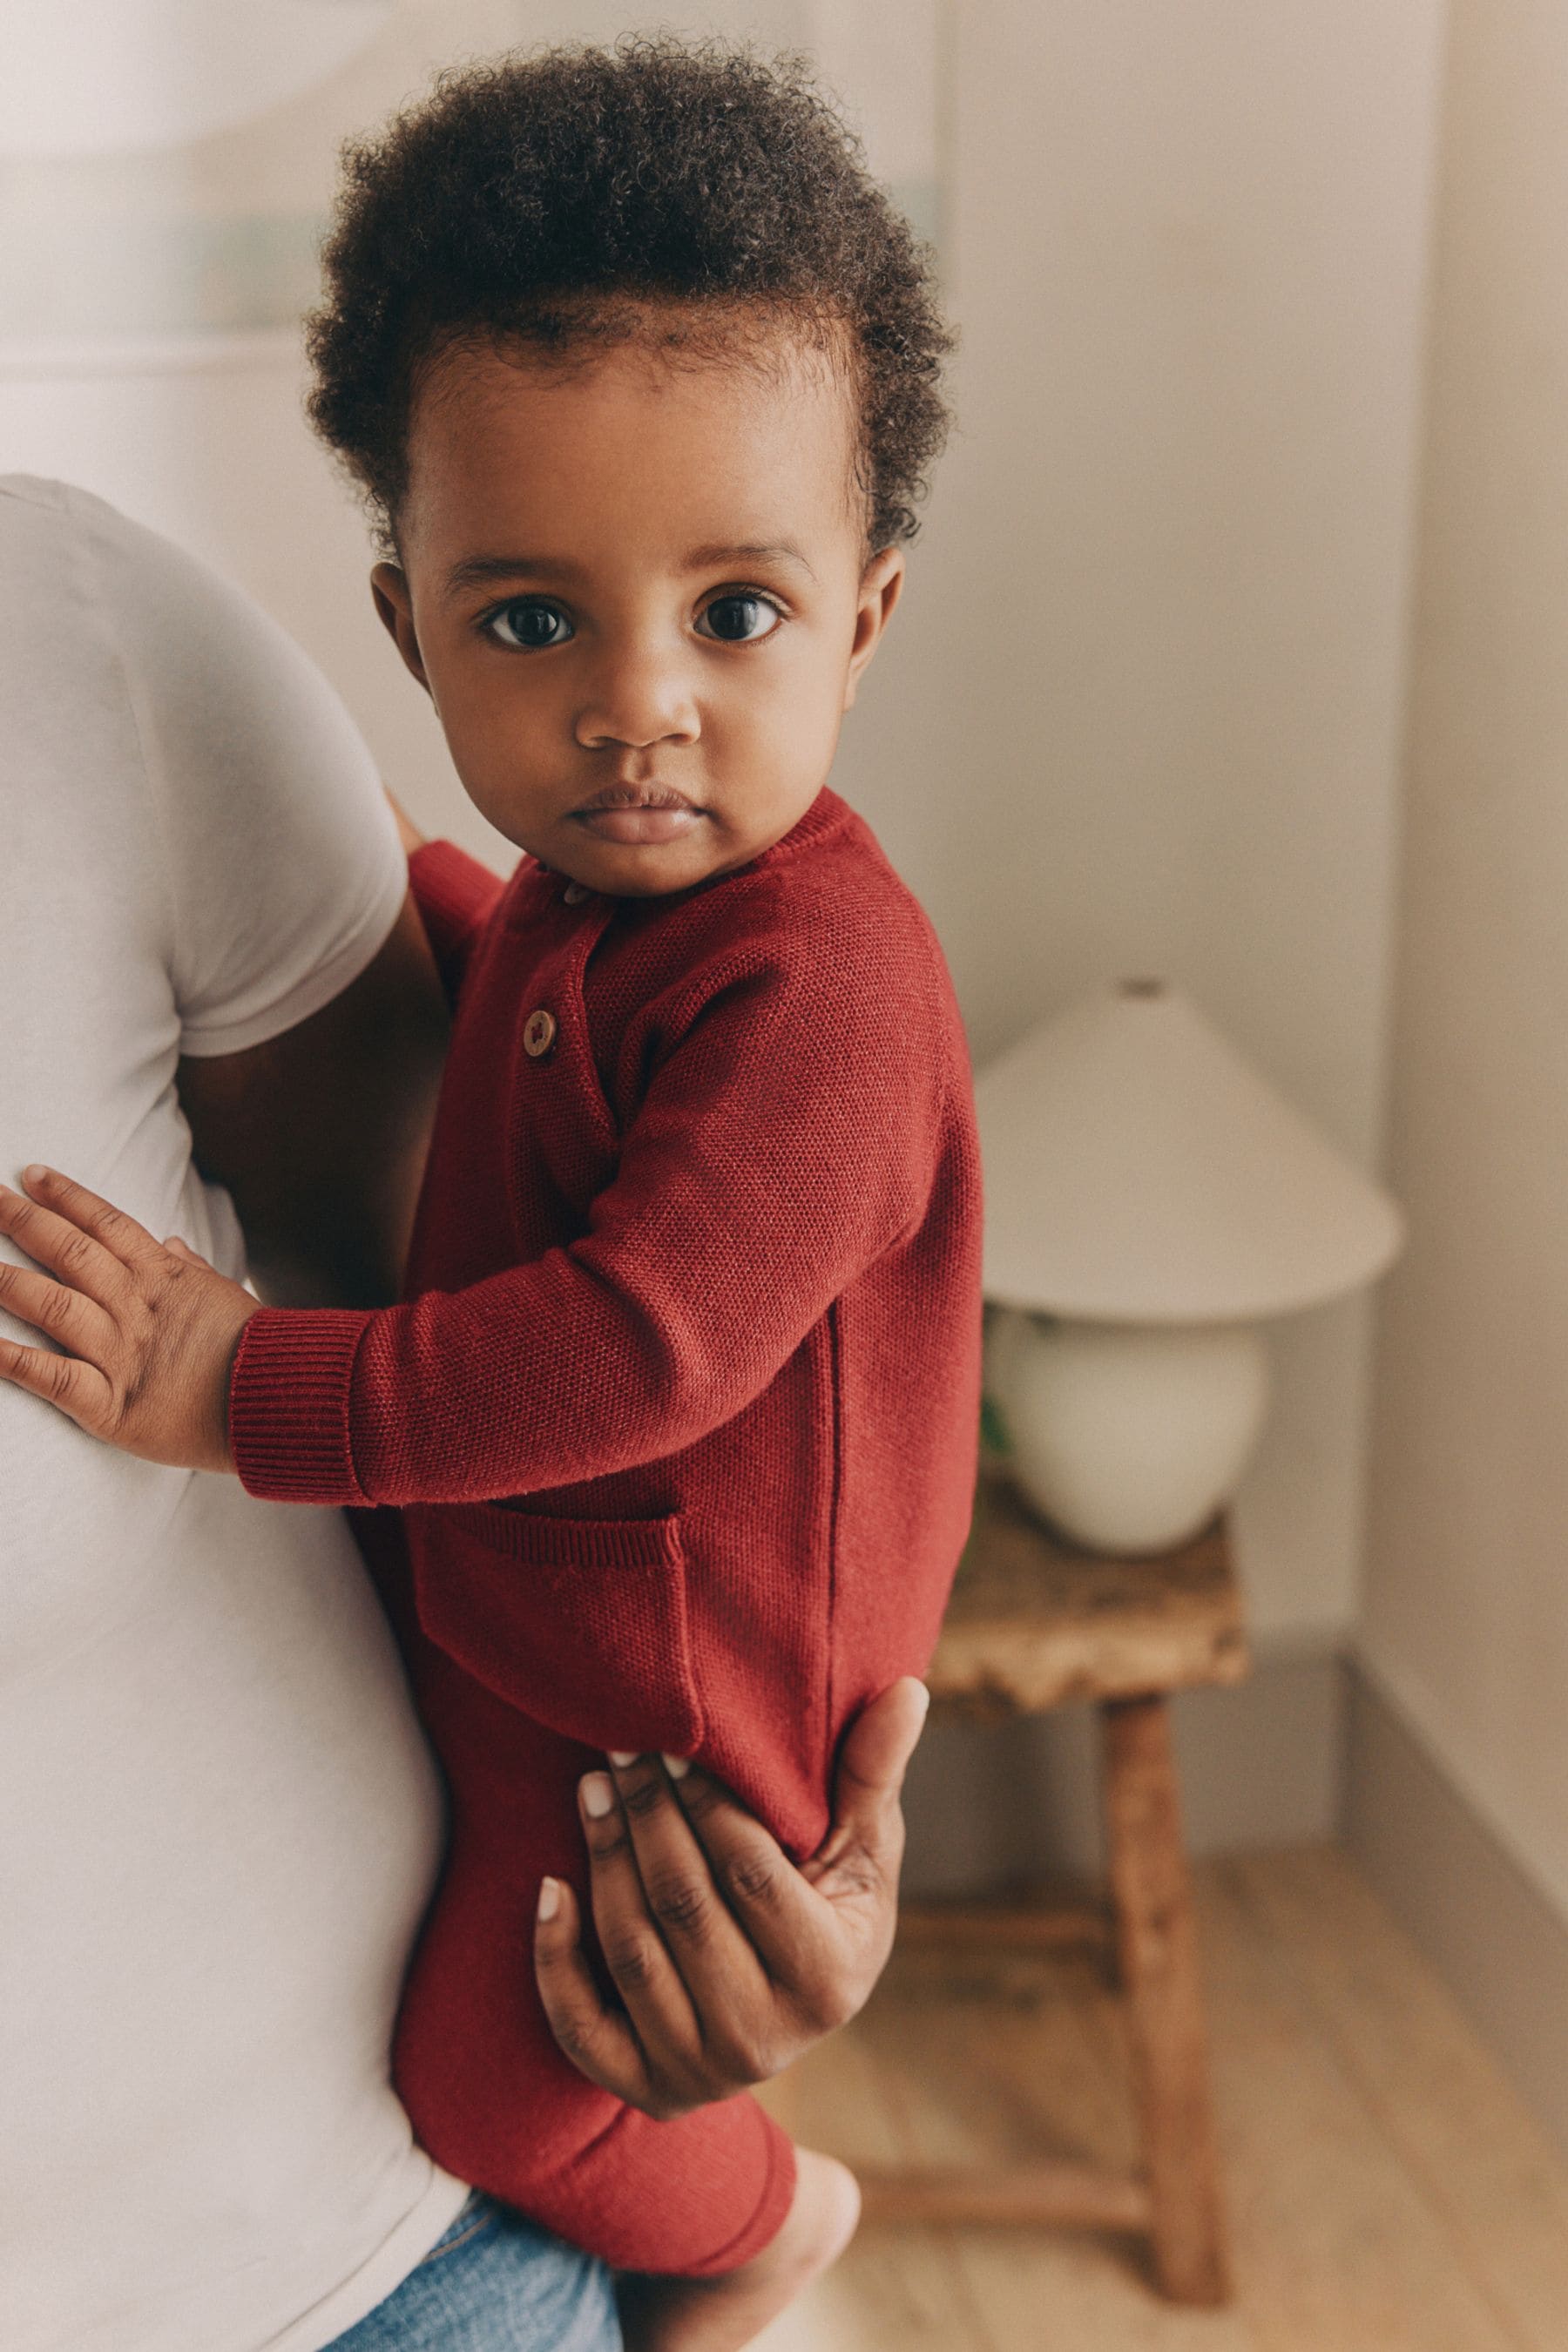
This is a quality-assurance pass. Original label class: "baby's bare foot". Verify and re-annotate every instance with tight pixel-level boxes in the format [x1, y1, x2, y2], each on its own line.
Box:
[617, 2146, 860, 2352]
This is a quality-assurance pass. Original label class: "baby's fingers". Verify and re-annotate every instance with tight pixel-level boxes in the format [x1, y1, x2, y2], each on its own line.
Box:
[0, 1258, 118, 1362]
[0, 1185, 135, 1312]
[0, 1334, 114, 1434]
[19, 1166, 162, 1267]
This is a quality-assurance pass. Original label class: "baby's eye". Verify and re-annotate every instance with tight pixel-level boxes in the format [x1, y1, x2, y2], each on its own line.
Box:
[696, 593, 782, 644]
[484, 599, 573, 651]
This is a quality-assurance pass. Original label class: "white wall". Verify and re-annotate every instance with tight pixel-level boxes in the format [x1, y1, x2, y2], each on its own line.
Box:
[837, 0, 1444, 1644]
[1361, 0, 1568, 1925]
[0, 1, 1447, 1651]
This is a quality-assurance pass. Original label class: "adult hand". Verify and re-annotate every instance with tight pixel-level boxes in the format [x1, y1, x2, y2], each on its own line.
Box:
[533, 1679, 929, 2120]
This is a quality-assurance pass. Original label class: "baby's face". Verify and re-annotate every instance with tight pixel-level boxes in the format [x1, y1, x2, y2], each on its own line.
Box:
[377, 326, 903, 896]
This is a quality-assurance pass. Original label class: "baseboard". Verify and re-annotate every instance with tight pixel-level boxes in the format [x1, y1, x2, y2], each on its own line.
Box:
[900, 1634, 1344, 1898]
[1343, 1657, 1568, 2164]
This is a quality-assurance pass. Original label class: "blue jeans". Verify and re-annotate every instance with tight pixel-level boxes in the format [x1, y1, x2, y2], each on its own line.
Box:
[326, 2195, 623, 2351]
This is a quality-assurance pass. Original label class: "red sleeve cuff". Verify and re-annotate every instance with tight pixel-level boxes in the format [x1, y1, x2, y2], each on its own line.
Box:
[229, 1305, 376, 1505]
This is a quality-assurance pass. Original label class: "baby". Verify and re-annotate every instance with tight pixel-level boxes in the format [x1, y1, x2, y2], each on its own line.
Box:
[0, 39, 982, 2351]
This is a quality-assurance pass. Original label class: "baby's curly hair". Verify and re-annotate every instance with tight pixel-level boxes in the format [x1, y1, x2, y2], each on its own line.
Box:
[307, 36, 952, 552]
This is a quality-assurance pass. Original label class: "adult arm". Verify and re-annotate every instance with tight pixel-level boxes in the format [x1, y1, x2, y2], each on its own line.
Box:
[537, 1680, 929, 2114]
[390, 797, 510, 1009]
[176, 885, 449, 1308]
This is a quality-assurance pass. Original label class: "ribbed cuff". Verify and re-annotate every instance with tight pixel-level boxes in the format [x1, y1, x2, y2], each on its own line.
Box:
[228, 1306, 376, 1505]
[680, 2103, 798, 2278]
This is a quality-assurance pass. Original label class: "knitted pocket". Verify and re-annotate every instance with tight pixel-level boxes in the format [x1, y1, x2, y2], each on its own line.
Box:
[409, 1504, 705, 1761]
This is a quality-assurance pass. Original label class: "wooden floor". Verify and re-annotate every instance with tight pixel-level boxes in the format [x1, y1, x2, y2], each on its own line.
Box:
[754, 1846, 1568, 2350]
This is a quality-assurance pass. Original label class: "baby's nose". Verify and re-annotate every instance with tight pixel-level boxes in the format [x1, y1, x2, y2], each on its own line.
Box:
[574, 645, 700, 749]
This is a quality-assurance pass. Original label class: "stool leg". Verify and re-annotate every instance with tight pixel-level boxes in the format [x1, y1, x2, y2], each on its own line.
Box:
[1102, 1694, 1231, 2304]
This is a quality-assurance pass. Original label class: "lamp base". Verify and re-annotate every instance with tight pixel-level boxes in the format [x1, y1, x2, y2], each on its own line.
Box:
[987, 1311, 1270, 1555]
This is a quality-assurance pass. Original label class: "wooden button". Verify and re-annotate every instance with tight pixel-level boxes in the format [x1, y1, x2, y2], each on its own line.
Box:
[523, 1009, 558, 1058]
[563, 881, 590, 906]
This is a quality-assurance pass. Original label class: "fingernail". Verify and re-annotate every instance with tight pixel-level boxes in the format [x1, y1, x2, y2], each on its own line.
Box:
[606, 1751, 639, 1768]
[914, 1682, 932, 1720]
[580, 1772, 615, 1820]
[661, 1754, 691, 1780]
[537, 1876, 560, 1923]
[21, 1166, 47, 1187]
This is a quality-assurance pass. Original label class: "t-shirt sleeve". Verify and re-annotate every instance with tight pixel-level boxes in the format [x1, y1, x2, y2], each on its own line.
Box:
[87, 494, 408, 1058]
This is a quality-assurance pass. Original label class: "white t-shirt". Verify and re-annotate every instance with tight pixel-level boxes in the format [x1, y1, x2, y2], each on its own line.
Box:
[0, 477, 470, 2352]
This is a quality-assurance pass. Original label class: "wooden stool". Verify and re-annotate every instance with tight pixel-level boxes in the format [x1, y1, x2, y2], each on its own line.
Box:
[855, 1466, 1249, 2304]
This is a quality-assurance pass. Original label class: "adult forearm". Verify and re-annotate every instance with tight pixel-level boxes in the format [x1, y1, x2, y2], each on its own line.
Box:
[178, 891, 449, 1310]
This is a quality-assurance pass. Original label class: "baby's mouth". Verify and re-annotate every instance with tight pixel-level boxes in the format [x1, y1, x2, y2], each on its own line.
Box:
[571, 783, 705, 844]
[578, 782, 693, 810]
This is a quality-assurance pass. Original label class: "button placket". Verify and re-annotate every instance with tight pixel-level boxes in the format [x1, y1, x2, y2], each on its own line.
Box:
[502, 893, 620, 1256]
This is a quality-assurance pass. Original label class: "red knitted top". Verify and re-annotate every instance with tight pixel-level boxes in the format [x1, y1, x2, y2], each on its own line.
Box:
[226, 786, 983, 2266]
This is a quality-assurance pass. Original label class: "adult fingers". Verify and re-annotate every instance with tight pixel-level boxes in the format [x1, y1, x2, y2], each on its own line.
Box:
[601, 1754, 776, 2073]
[0, 1334, 113, 1432]
[805, 1678, 929, 1889]
[662, 1763, 852, 2021]
[574, 1768, 710, 2096]
[532, 1873, 658, 2109]
[0, 1258, 117, 1362]
[0, 1186, 135, 1314]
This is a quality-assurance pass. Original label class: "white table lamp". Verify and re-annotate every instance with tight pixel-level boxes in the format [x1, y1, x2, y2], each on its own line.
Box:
[977, 979, 1404, 1553]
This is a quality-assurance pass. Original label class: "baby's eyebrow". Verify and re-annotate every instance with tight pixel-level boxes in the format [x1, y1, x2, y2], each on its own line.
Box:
[682, 542, 818, 583]
[444, 552, 575, 597]
[443, 541, 819, 598]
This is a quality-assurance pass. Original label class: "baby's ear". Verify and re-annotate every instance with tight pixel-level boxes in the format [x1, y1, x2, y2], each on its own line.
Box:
[370, 564, 432, 693]
[843, 545, 906, 709]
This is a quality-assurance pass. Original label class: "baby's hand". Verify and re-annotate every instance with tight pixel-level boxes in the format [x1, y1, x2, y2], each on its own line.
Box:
[0, 1168, 260, 1472]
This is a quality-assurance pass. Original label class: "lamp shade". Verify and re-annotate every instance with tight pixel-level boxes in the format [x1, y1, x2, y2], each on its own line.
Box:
[977, 980, 1403, 1323]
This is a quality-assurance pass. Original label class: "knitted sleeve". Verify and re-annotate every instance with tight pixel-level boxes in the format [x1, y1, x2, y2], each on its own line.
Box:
[408, 838, 506, 1004]
[226, 926, 949, 1506]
